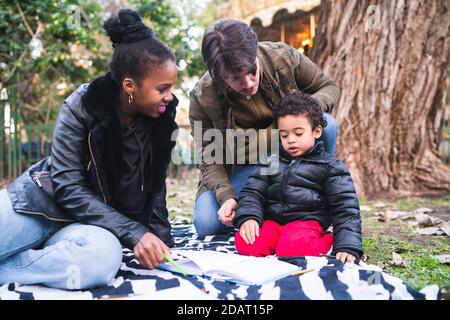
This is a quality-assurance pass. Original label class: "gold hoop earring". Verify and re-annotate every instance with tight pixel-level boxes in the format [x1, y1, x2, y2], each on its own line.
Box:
[128, 94, 134, 104]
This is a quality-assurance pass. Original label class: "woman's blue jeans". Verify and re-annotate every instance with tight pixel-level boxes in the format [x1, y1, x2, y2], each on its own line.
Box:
[0, 188, 123, 290]
[193, 113, 338, 237]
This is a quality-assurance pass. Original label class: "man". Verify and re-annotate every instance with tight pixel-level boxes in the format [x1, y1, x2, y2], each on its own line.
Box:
[189, 19, 341, 237]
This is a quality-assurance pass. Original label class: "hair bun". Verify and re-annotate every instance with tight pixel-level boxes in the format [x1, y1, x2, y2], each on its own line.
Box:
[104, 8, 153, 47]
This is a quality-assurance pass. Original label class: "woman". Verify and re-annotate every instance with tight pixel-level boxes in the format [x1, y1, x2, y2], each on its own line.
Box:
[0, 9, 178, 290]
[189, 19, 341, 237]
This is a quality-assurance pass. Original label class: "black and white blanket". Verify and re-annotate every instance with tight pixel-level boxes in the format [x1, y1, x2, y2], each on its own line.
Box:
[0, 225, 441, 300]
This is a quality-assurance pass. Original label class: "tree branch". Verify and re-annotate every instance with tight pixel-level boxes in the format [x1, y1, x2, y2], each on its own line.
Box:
[3, 22, 44, 86]
[15, 0, 34, 38]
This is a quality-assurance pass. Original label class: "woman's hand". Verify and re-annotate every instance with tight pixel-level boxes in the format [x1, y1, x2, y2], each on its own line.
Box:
[133, 232, 169, 269]
[218, 198, 237, 226]
[239, 219, 260, 245]
[335, 251, 356, 263]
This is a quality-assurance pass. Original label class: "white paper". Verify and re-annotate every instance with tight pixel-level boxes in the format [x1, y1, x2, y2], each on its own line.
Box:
[159, 250, 300, 285]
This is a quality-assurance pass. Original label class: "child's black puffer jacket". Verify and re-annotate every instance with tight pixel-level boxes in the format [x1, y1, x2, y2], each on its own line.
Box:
[234, 142, 363, 258]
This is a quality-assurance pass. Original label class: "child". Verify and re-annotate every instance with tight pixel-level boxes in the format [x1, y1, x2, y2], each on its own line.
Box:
[233, 91, 362, 263]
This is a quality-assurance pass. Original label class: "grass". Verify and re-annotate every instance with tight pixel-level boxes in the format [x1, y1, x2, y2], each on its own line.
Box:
[363, 235, 450, 290]
[359, 196, 367, 206]
[165, 171, 198, 224]
[395, 197, 450, 211]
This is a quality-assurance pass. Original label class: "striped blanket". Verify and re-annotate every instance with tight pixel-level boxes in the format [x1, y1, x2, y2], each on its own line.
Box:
[0, 225, 440, 300]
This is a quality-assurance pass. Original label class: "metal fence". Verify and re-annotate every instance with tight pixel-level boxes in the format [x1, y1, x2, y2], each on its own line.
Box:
[1, 86, 53, 181]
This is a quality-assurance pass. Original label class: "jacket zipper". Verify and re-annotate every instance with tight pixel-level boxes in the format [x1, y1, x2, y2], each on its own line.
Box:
[26, 174, 74, 222]
[88, 131, 107, 203]
[280, 158, 297, 214]
[33, 172, 50, 188]
[15, 209, 74, 222]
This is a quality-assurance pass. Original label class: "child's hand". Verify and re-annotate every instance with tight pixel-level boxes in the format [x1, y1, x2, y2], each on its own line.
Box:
[335, 252, 356, 263]
[239, 219, 260, 244]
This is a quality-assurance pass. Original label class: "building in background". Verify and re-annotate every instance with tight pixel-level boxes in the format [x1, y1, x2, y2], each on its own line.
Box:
[218, 0, 320, 55]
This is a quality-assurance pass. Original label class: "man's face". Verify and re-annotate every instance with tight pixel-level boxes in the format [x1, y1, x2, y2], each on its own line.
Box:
[223, 58, 260, 97]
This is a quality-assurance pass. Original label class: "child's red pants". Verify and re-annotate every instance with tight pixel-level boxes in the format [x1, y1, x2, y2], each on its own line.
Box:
[235, 220, 333, 257]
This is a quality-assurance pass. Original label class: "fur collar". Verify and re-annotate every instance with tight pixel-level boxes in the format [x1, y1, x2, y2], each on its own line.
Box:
[81, 72, 178, 203]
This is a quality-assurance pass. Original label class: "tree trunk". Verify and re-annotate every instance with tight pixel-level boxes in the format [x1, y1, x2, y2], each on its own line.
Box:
[311, 0, 450, 197]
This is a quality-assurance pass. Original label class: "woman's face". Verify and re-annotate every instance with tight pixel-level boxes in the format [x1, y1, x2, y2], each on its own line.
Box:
[127, 60, 178, 118]
[223, 58, 260, 97]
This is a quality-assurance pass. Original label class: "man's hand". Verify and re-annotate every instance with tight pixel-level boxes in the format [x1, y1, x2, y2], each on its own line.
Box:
[218, 198, 237, 226]
[239, 219, 260, 244]
[133, 232, 169, 269]
[335, 251, 356, 264]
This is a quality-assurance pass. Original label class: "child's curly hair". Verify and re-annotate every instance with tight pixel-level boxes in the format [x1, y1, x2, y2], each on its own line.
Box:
[274, 91, 327, 129]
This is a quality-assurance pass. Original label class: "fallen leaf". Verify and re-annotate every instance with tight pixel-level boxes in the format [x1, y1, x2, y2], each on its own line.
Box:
[385, 210, 412, 220]
[378, 210, 411, 222]
[415, 213, 444, 227]
[168, 206, 183, 214]
[415, 227, 445, 236]
[440, 222, 450, 236]
[407, 221, 419, 228]
[392, 252, 406, 266]
[360, 205, 373, 212]
[441, 288, 450, 300]
[433, 254, 450, 265]
[399, 213, 418, 221]
[413, 207, 434, 214]
[373, 202, 388, 209]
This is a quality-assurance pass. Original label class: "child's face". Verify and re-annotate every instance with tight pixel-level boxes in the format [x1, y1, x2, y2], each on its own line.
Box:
[278, 114, 323, 157]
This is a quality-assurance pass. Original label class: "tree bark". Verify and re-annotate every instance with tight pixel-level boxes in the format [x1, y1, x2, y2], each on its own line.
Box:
[311, 0, 450, 197]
